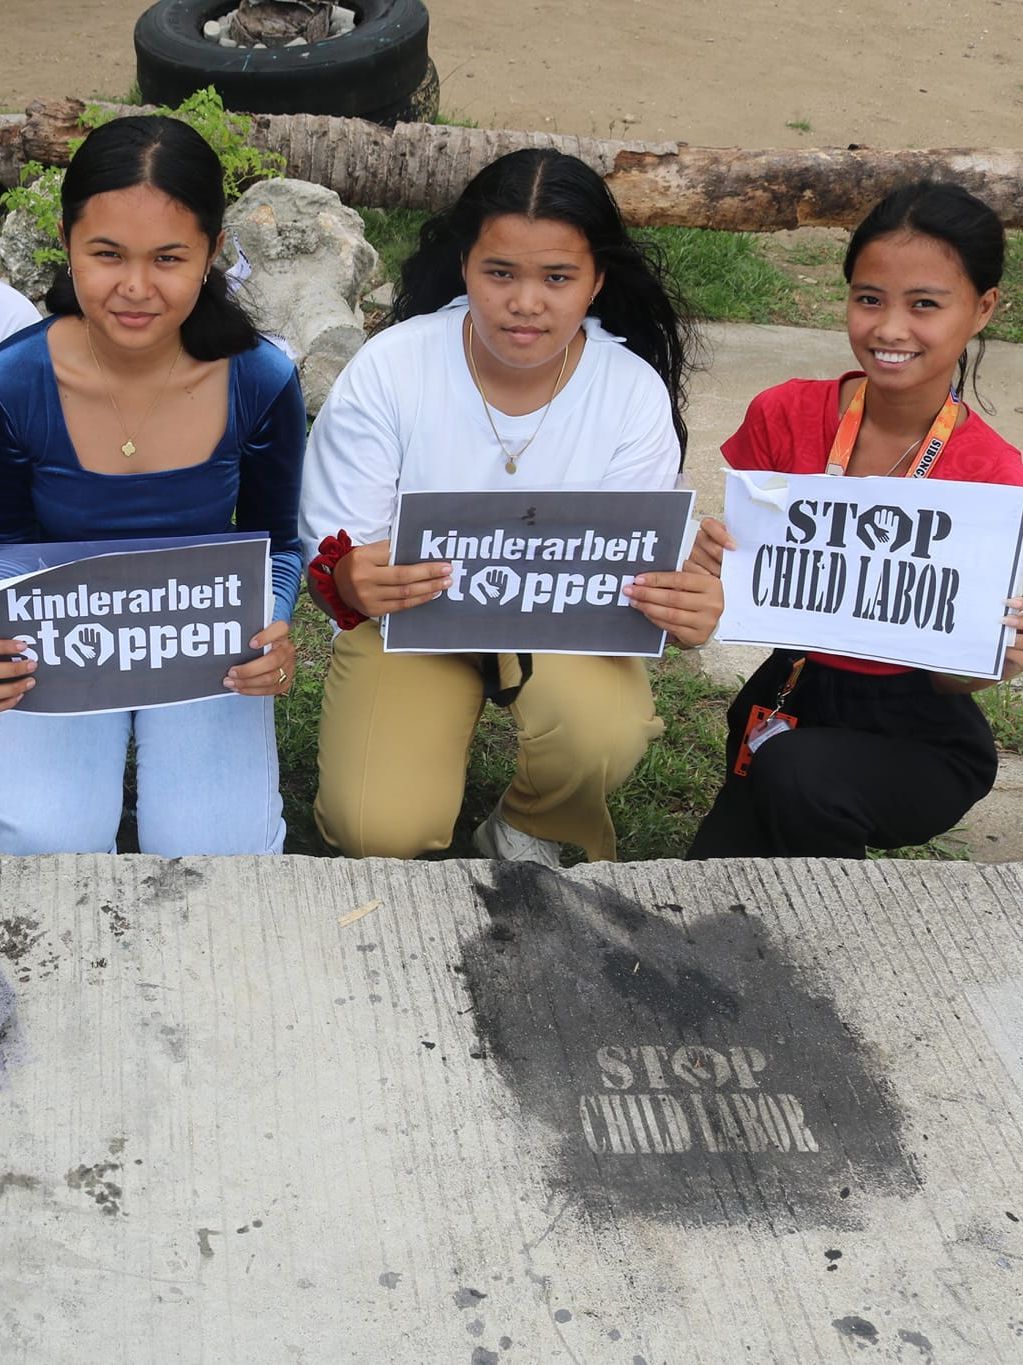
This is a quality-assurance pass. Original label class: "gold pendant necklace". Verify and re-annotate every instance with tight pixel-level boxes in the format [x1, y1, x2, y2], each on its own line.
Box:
[466, 318, 570, 475]
[86, 322, 184, 460]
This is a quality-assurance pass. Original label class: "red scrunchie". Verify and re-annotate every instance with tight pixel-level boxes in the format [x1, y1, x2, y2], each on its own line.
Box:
[308, 531, 368, 631]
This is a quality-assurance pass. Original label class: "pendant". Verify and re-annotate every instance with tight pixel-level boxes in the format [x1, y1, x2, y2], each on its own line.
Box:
[121, 439, 137, 459]
[504, 458, 517, 475]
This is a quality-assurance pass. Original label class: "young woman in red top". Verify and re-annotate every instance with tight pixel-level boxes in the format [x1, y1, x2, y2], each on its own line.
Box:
[684, 180, 1023, 859]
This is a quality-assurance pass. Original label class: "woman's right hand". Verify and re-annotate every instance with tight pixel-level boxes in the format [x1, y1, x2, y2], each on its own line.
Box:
[689, 517, 736, 577]
[0, 639, 36, 713]
[334, 539, 452, 617]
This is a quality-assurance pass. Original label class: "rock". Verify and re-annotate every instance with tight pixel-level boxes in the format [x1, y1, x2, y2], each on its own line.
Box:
[330, 5, 356, 34]
[219, 35, 239, 47]
[221, 178, 379, 415]
[0, 208, 59, 302]
[285, 35, 307, 46]
[203, 19, 221, 38]
[363, 282, 394, 310]
[231, 0, 330, 46]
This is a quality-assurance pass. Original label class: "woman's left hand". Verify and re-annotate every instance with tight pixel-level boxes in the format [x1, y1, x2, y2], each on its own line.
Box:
[223, 620, 296, 697]
[1001, 596, 1023, 681]
[934, 595, 1023, 693]
[624, 561, 724, 646]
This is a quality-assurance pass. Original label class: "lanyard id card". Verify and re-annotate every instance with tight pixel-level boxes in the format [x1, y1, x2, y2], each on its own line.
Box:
[733, 657, 804, 778]
[734, 705, 798, 777]
[824, 380, 959, 479]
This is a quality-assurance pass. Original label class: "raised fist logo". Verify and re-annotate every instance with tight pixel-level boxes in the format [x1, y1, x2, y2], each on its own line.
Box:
[64, 622, 115, 668]
[469, 565, 521, 607]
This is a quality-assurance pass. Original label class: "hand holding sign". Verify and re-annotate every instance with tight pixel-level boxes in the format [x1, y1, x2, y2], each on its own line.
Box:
[689, 517, 736, 575]
[624, 564, 724, 645]
[1002, 597, 1023, 681]
[223, 619, 296, 696]
[0, 637, 36, 712]
[334, 538, 452, 617]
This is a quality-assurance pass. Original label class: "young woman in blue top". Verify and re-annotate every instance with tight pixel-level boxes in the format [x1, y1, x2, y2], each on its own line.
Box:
[0, 116, 306, 855]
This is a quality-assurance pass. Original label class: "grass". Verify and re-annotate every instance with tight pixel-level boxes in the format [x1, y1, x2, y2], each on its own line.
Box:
[353, 205, 1023, 344]
[785, 118, 813, 134]
[277, 597, 734, 859]
[977, 680, 1023, 752]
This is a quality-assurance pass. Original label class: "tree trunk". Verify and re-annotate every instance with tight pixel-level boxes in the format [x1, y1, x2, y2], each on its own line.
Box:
[11, 99, 1023, 230]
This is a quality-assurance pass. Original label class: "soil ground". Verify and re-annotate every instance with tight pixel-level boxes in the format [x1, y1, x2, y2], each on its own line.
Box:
[1, 0, 1021, 150]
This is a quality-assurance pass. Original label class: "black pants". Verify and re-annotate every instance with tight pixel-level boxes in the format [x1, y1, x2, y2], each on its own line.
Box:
[688, 651, 998, 860]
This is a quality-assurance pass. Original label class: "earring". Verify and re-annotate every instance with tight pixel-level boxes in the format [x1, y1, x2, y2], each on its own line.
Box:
[203, 271, 209, 284]
[67, 265, 72, 278]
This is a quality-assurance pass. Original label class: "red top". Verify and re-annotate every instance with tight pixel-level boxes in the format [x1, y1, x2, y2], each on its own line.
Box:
[723, 373, 1023, 674]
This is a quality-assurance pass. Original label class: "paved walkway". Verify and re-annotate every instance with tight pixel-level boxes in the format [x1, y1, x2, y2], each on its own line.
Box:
[685, 323, 1023, 861]
[2, 853, 1022, 1363]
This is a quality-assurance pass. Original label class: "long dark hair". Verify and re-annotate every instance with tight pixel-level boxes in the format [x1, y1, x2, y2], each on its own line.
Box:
[844, 180, 1003, 403]
[392, 149, 698, 459]
[45, 115, 258, 360]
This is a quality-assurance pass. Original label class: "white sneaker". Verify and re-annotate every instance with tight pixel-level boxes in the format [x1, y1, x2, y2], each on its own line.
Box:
[472, 806, 562, 868]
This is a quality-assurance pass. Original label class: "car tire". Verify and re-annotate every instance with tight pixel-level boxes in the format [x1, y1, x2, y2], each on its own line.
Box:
[134, 0, 433, 122]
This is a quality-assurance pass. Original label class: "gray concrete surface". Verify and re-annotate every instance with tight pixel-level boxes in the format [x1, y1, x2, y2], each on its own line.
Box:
[2, 853, 1023, 1363]
[684, 323, 1023, 862]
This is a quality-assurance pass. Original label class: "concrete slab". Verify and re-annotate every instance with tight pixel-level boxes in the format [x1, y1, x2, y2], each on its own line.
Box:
[3, 854, 1023, 1363]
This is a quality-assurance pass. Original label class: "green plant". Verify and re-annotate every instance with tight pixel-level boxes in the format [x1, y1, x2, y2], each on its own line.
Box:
[434, 110, 480, 129]
[82, 86, 284, 201]
[0, 89, 284, 268]
[0, 162, 68, 266]
[786, 117, 813, 133]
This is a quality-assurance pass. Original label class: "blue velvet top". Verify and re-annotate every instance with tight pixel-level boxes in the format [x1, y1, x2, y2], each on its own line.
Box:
[0, 319, 306, 619]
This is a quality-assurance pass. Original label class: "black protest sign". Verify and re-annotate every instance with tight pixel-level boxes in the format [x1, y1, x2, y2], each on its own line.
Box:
[384, 489, 694, 656]
[0, 535, 269, 714]
[718, 471, 1023, 678]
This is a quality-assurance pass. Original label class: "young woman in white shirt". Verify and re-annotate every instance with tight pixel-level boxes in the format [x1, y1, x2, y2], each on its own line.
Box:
[300, 149, 721, 865]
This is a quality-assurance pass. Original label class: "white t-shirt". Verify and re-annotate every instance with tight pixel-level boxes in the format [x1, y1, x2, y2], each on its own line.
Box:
[0, 282, 40, 343]
[299, 299, 680, 558]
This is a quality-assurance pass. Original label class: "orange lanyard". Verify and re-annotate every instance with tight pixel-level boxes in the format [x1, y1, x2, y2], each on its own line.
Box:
[824, 381, 959, 479]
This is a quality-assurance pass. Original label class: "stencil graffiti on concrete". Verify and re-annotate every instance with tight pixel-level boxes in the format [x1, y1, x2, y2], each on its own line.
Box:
[461, 865, 918, 1227]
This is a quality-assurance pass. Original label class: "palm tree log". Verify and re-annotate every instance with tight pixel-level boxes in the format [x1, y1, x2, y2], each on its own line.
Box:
[6, 99, 1023, 230]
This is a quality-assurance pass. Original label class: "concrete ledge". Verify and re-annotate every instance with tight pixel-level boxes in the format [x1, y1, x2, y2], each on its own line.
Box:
[2, 854, 1022, 1362]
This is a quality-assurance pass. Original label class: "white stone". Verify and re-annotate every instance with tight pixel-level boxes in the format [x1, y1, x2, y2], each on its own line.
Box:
[221, 178, 379, 415]
[330, 5, 356, 33]
[219, 35, 238, 47]
[0, 208, 59, 302]
[202, 19, 221, 38]
[285, 36, 307, 46]
[362, 282, 394, 310]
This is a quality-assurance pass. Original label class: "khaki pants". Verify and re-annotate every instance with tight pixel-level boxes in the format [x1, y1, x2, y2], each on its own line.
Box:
[315, 622, 664, 861]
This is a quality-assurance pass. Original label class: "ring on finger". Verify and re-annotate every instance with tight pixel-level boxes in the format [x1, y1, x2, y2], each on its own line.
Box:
[277, 666, 288, 687]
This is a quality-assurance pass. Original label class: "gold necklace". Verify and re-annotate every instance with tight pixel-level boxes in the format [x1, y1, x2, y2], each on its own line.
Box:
[85, 322, 184, 460]
[466, 318, 570, 475]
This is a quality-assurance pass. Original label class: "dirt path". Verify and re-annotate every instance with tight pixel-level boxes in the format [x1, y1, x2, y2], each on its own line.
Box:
[2, 0, 1021, 149]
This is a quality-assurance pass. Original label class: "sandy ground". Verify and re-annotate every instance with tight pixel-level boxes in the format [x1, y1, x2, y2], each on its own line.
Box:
[1, 0, 1021, 149]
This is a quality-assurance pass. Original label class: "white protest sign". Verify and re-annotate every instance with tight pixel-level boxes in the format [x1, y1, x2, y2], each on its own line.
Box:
[717, 471, 1023, 678]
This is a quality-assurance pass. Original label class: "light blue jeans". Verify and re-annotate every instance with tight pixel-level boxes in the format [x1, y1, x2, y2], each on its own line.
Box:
[0, 695, 285, 855]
